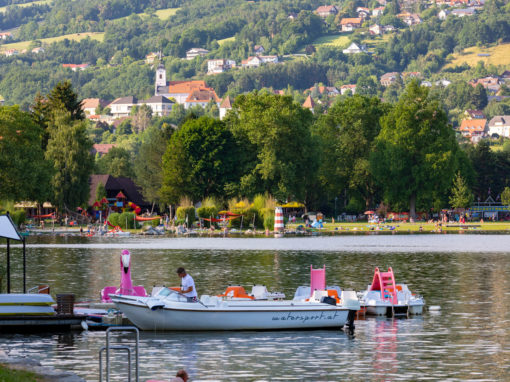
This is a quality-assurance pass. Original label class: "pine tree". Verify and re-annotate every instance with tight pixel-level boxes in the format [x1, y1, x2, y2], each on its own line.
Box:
[449, 172, 473, 209]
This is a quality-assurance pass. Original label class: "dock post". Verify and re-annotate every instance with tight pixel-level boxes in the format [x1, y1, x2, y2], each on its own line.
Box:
[6, 238, 10, 293]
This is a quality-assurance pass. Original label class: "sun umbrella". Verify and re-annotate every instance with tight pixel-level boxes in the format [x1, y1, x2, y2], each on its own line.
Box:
[364, 210, 375, 215]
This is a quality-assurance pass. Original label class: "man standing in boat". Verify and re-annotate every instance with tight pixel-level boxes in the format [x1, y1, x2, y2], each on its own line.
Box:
[177, 267, 198, 302]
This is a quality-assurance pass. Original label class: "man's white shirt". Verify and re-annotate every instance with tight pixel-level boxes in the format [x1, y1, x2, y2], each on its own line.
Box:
[181, 274, 197, 298]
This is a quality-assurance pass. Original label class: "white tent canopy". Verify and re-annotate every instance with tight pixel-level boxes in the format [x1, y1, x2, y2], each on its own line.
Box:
[0, 215, 21, 240]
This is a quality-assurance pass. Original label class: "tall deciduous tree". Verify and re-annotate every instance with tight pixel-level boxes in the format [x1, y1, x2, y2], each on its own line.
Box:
[0, 106, 52, 202]
[314, 95, 387, 209]
[45, 111, 94, 210]
[371, 81, 459, 217]
[160, 116, 239, 204]
[96, 147, 135, 178]
[226, 91, 318, 203]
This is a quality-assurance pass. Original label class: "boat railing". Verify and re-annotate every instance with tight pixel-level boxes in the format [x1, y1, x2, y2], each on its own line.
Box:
[27, 285, 50, 294]
[99, 326, 139, 382]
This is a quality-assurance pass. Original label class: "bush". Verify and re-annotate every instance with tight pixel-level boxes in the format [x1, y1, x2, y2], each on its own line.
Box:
[10, 210, 26, 227]
[229, 207, 263, 229]
[176, 206, 195, 225]
[108, 212, 120, 227]
[118, 212, 138, 230]
[264, 214, 275, 230]
[197, 206, 219, 219]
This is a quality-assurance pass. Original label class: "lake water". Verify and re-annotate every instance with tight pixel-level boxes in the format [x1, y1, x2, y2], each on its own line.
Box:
[1, 234, 509, 381]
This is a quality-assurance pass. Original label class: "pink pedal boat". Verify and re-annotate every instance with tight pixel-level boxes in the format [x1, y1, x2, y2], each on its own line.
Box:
[101, 250, 147, 303]
[358, 267, 425, 316]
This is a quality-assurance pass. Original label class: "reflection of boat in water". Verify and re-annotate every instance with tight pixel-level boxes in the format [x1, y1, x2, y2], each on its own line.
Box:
[111, 266, 360, 331]
[358, 267, 425, 316]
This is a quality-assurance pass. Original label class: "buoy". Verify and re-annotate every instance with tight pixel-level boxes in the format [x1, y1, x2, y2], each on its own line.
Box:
[429, 305, 441, 311]
[274, 207, 284, 234]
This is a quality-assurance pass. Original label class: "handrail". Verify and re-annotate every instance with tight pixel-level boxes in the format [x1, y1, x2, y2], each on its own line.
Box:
[99, 346, 131, 382]
[100, 326, 139, 382]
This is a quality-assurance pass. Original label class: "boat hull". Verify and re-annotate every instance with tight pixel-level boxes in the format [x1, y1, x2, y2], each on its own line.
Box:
[364, 302, 424, 316]
[112, 296, 352, 331]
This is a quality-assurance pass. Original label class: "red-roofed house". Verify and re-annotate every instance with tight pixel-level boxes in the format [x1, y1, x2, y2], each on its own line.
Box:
[302, 95, 315, 112]
[459, 119, 487, 142]
[91, 144, 117, 157]
[219, 96, 233, 120]
[340, 18, 363, 32]
[184, 89, 221, 109]
[82, 98, 109, 116]
[340, 84, 357, 95]
[315, 5, 338, 18]
[62, 63, 90, 71]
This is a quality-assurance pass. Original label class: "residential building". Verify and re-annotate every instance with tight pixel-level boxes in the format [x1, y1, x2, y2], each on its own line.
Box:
[302, 95, 315, 113]
[315, 5, 338, 18]
[184, 89, 220, 109]
[464, 109, 485, 119]
[488, 116, 510, 138]
[108, 96, 137, 118]
[145, 52, 159, 64]
[254, 45, 265, 55]
[340, 18, 363, 32]
[469, 76, 501, 93]
[500, 70, 510, 83]
[369, 24, 382, 35]
[356, 7, 371, 18]
[380, 72, 401, 86]
[382, 25, 396, 32]
[451, 8, 476, 17]
[343, 42, 367, 54]
[438, 9, 451, 20]
[142, 95, 174, 116]
[308, 85, 340, 96]
[0, 32, 12, 40]
[340, 84, 357, 95]
[435, 79, 452, 87]
[186, 48, 209, 60]
[241, 56, 263, 68]
[402, 72, 422, 80]
[259, 55, 279, 64]
[31, 47, 44, 54]
[372, 7, 385, 17]
[219, 96, 232, 120]
[459, 118, 487, 142]
[82, 98, 109, 116]
[207, 59, 236, 74]
[91, 144, 117, 158]
[397, 12, 421, 25]
[62, 63, 89, 71]
[3, 49, 18, 57]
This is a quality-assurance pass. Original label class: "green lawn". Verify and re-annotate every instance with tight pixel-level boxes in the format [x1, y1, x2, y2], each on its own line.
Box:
[0, 0, 52, 13]
[0, 364, 43, 382]
[311, 34, 351, 48]
[0, 32, 104, 52]
[445, 43, 510, 69]
[217, 36, 235, 46]
[154, 7, 179, 20]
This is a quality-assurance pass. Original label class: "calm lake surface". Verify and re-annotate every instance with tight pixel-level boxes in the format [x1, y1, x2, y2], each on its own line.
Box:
[1, 234, 509, 381]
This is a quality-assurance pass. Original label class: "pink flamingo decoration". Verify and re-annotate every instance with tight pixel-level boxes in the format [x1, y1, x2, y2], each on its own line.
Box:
[101, 250, 147, 302]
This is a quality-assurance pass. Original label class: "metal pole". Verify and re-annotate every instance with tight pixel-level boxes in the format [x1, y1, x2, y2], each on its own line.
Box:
[23, 237, 26, 293]
[6, 238, 10, 293]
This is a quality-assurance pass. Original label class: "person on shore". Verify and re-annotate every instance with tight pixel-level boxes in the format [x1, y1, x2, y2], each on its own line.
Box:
[177, 267, 197, 302]
[169, 369, 189, 382]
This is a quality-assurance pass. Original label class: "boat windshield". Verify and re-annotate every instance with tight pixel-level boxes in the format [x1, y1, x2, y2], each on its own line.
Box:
[156, 287, 172, 297]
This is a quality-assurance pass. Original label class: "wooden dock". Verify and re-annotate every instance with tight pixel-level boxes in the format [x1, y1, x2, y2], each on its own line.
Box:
[0, 315, 84, 332]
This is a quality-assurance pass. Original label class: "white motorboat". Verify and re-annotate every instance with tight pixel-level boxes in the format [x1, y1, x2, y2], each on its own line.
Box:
[111, 287, 360, 331]
[111, 265, 360, 331]
[358, 267, 425, 316]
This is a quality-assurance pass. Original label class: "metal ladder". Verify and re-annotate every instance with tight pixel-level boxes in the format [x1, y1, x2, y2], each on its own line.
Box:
[99, 326, 139, 382]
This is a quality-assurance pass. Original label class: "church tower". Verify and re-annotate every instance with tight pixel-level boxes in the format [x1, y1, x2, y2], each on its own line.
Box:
[155, 63, 166, 95]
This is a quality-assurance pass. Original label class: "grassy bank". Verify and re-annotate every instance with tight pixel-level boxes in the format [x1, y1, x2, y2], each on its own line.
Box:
[0, 364, 44, 382]
[0, 32, 104, 52]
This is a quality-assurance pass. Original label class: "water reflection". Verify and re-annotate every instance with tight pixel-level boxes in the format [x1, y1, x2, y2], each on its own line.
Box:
[0, 235, 509, 380]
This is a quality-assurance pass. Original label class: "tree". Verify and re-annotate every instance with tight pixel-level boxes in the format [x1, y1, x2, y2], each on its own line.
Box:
[502, 187, 510, 206]
[134, 126, 172, 206]
[45, 111, 94, 210]
[96, 147, 135, 178]
[314, 95, 387, 208]
[131, 104, 152, 133]
[371, 81, 459, 217]
[225, 92, 318, 202]
[47, 80, 85, 121]
[449, 172, 473, 209]
[160, 116, 240, 204]
[95, 182, 107, 201]
[0, 106, 52, 202]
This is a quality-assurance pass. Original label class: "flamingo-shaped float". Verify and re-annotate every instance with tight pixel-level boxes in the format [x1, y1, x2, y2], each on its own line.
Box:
[101, 250, 147, 302]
